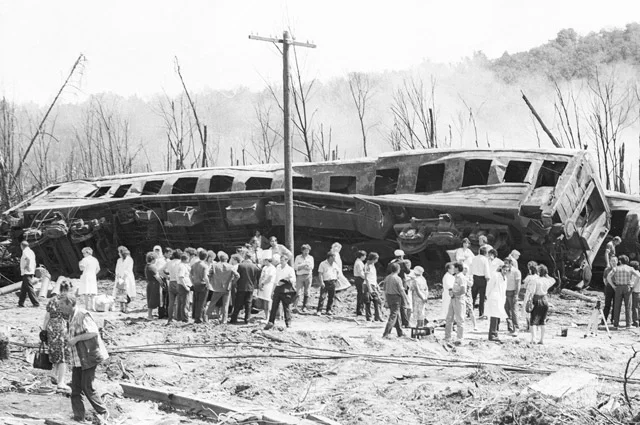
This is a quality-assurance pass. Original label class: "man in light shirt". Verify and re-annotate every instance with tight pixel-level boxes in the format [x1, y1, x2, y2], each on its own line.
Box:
[353, 250, 366, 316]
[470, 246, 491, 318]
[503, 258, 522, 334]
[293, 244, 314, 312]
[18, 240, 39, 307]
[607, 255, 640, 328]
[317, 252, 341, 315]
[630, 261, 640, 327]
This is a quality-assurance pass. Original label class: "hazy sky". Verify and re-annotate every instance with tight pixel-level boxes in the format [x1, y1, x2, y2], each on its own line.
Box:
[1, 0, 639, 105]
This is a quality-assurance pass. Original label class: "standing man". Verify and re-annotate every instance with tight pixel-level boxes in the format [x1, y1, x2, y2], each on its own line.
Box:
[504, 258, 522, 335]
[608, 255, 640, 328]
[268, 236, 293, 260]
[293, 244, 314, 312]
[265, 254, 297, 330]
[444, 262, 467, 341]
[603, 256, 618, 323]
[176, 253, 192, 323]
[190, 250, 210, 323]
[387, 249, 412, 327]
[230, 252, 262, 324]
[206, 252, 239, 323]
[470, 246, 492, 318]
[317, 252, 341, 315]
[18, 240, 39, 307]
[382, 263, 409, 338]
[605, 237, 622, 268]
[353, 250, 367, 316]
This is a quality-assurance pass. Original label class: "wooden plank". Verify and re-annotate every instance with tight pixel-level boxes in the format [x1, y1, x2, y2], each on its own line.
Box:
[0, 282, 21, 296]
[120, 383, 321, 425]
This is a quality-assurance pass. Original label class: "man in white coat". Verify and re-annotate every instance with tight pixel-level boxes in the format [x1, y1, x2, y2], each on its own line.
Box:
[486, 262, 508, 342]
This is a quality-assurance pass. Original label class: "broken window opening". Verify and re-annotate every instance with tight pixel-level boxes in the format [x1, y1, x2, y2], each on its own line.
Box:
[461, 160, 492, 187]
[415, 163, 445, 193]
[293, 177, 313, 190]
[112, 184, 131, 198]
[374, 168, 400, 195]
[503, 161, 531, 183]
[535, 161, 567, 188]
[245, 177, 272, 191]
[172, 177, 198, 194]
[330, 176, 357, 194]
[85, 186, 111, 198]
[610, 210, 628, 237]
[209, 175, 234, 193]
[141, 180, 164, 196]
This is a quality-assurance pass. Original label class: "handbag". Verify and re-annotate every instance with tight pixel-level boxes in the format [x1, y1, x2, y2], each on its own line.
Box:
[33, 342, 53, 370]
[525, 298, 534, 313]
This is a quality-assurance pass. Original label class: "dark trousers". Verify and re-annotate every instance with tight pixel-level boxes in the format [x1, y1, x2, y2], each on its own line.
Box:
[176, 285, 189, 322]
[167, 281, 179, 322]
[613, 285, 632, 327]
[231, 290, 253, 323]
[317, 280, 337, 313]
[365, 292, 382, 321]
[489, 317, 501, 340]
[504, 290, 519, 332]
[354, 277, 365, 315]
[18, 274, 39, 307]
[269, 291, 294, 325]
[472, 276, 487, 316]
[633, 292, 640, 326]
[192, 285, 208, 323]
[71, 366, 107, 420]
[383, 294, 404, 337]
[400, 297, 410, 327]
[604, 284, 615, 322]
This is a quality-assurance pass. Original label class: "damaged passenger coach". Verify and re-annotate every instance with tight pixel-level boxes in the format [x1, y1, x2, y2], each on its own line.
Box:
[0, 149, 613, 286]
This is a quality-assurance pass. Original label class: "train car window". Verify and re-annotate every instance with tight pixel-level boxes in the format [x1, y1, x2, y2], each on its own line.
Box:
[209, 175, 234, 192]
[293, 177, 313, 190]
[141, 180, 164, 195]
[245, 177, 272, 190]
[504, 161, 531, 183]
[172, 177, 198, 194]
[112, 184, 132, 198]
[85, 186, 111, 198]
[535, 161, 568, 187]
[330, 176, 357, 194]
[461, 160, 492, 187]
[416, 163, 445, 193]
[374, 168, 400, 195]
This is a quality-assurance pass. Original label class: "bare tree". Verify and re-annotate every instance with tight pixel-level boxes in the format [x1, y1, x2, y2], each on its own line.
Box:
[313, 123, 339, 161]
[585, 67, 636, 192]
[552, 80, 586, 150]
[347, 72, 375, 156]
[250, 100, 282, 164]
[74, 96, 141, 178]
[389, 75, 438, 151]
[0, 98, 18, 210]
[155, 94, 198, 170]
[174, 57, 209, 167]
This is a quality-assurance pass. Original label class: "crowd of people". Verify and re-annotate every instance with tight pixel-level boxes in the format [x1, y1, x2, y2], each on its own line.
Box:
[23, 231, 640, 423]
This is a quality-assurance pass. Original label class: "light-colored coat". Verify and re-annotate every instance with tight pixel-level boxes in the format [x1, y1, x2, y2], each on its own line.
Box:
[114, 256, 136, 299]
[485, 271, 507, 319]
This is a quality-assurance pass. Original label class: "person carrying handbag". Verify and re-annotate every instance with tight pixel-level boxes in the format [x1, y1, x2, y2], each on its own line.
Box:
[62, 294, 109, 424]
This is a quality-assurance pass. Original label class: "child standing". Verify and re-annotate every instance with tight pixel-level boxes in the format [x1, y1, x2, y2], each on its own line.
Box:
[114, 277, 129, 313]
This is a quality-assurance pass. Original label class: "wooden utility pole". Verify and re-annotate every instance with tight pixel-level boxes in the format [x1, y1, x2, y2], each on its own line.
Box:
[249, 31, 316, 255]
[521, 91, 562, 148]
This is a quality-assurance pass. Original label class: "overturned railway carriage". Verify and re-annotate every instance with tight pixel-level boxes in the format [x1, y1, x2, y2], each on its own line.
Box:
[0, 149, 612, 280]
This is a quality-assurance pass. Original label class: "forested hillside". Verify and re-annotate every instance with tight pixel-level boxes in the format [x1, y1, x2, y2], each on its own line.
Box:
[1, 23, 640, 210]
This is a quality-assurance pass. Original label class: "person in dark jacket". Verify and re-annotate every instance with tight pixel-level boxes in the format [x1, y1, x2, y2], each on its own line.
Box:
[230, 252, 262, 324]
[387, 249, 411, 327]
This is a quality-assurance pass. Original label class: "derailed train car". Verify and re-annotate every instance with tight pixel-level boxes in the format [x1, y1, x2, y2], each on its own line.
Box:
[0, 148, 616, 283]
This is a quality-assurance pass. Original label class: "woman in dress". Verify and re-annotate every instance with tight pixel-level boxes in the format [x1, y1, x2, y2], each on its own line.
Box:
[78, 247, 100, 311]
[526, 264, 554, 344]
[257, 256, 278, 319]
[42, 279, 72, 390]
[144, 252, 163, 319]
[441, 262, 456, 320]
[409, 266, 428, 327]
[114, 246, 135, 312]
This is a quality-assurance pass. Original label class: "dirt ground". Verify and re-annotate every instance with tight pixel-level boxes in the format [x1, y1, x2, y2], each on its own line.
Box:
[1, 279, 640, 425]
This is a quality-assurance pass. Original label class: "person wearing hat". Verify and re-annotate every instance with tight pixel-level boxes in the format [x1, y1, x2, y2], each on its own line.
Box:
[387, 249, 412, 327]
[408, 266, 428, 327]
